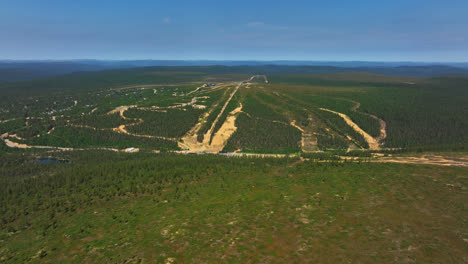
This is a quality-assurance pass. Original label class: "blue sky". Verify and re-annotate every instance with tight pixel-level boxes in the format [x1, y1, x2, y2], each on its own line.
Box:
[1, 0, 467, 61]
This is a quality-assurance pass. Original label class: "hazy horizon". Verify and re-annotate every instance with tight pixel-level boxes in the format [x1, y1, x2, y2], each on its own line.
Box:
[1, 59, 468, 64]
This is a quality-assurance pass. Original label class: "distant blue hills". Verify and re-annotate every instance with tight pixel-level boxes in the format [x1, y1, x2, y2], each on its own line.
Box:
[0, 60, 467, 83]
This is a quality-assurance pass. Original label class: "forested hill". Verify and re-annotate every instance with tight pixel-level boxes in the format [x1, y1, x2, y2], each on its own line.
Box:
[1, 62, 468, 84]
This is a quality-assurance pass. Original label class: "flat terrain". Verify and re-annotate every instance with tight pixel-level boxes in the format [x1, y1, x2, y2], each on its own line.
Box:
[1, 153, 467, 263]
[0, 67, 467, 263]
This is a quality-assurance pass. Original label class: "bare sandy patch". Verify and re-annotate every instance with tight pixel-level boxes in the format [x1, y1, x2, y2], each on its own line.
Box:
[107, 105, 137, 118]
[291, 117, 319, 152]
[372, 154, 468, 167]
[320, 108, 380, 150]
[345, 99, 387, 143]
[179, 81, 243, 153]
[209, 103, 243, 152]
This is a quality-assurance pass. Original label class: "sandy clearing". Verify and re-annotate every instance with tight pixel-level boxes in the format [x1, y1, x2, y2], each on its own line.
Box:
[186, 86, 204, 96]
[320, 107, 380, 150]
[8, 134, 25, 140]
[47, 127, 55, 134]
[107, 105, 137, 118]
[0, 118, 18, 124]
[346, 99, 387, 142]
[3, 138, 74, 150]
[209, 103, 243, 152]
[108, 105, 177, 141]
[290, 120, 304, 132]
[139, 96, 209, 111]
[202, 84, 241, 146]
[0, 128, 149, 153]
[302, 116, 320, 152]
[112, 124, 177, 142]
[290, 117, 319, 152]
[109, 83, 196, 92]
[247, 75, 269, 84]
[0, 134, 126, 153]
[370, 113, 387, 142]
[179, 81, 244, 153]
[372, 155, 468, 167]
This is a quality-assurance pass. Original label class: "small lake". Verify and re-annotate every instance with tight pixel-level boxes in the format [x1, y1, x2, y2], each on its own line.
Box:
[35, 158, 69, 164]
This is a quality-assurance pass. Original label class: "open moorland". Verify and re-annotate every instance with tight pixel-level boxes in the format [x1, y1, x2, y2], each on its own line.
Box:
[0, 66, 467, 263]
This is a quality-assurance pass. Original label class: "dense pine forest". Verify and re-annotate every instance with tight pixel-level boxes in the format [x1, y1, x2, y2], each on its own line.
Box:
[0, 67, 467, 263]
[0, 150, 467, 263]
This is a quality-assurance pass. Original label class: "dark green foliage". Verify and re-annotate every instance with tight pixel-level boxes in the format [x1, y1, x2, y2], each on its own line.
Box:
[0, 119, 25, 134]
[347, 111, 381, 138]
[255, 92, 309, 126]
[242, 95, 288, 122]
[313, 109, 369, 149]
[71, 113, 130, 129]
[126, 108, 202, 138]
[269, 76, 468, 150]
[0, 151, 466, 263]
[316, 134, 349, 150]
[348, 79, 468, 149]
[0, 152, 289, 227]
[224, 114, 301, 153]
[25, 127, 178, 150]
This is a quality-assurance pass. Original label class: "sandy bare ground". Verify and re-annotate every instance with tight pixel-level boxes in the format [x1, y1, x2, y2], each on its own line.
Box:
[290, 120, 317, 153]
[185, 85, 205, 96]
[107, 105, 137, 117]
[179, 82, 243, 153]
[0, 133, 130, 153]
[348, 100, 387, 142]
[290, 119, 319, 152]
[107, 105, 177, 141]
[209, 103, 243, 152]
[47, 127, 55, 134]
[0, 132, 122, 152]
[1, 133, 73, 150]
[203, 84, 241, 143]
[372, 154, 468, 167]
[0, 118, 18, 124]
[2, 127, 467, 167]
[109, 83, 198, 92]
[8, 134, 25, 140]
[247, 75, 269, 84]
[220, 152, 289, 158]
[136, 96, 209, 112]
[112, 125, 177, 141]
[320, 107, 380, 150]
[290, 120, 304, 132]
[3, 138, 73, 150]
